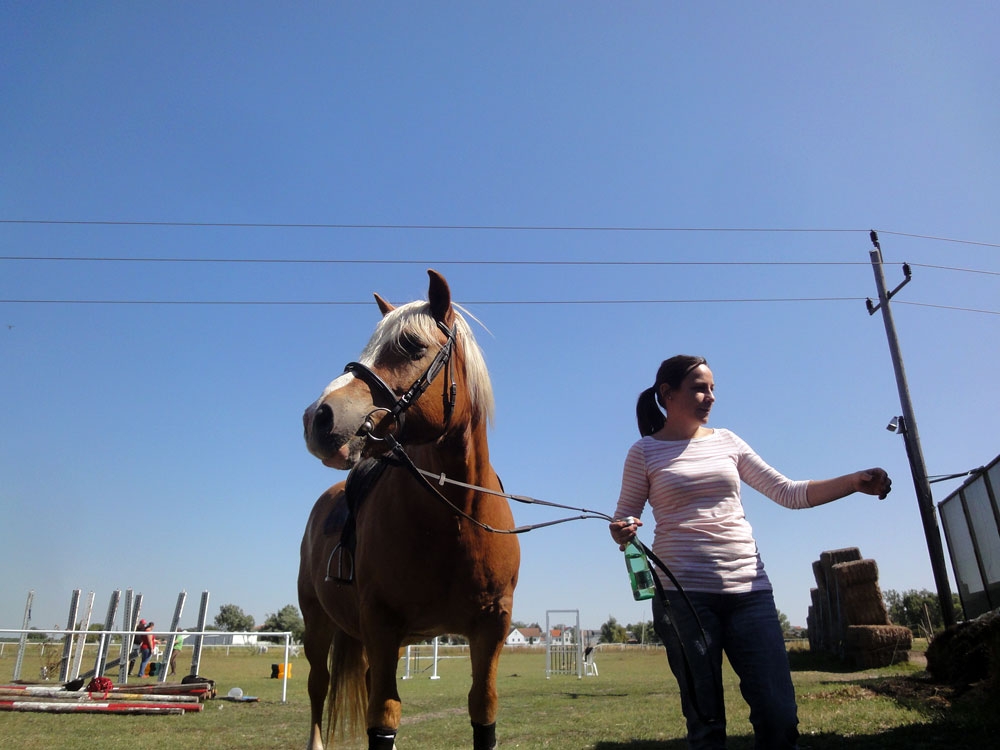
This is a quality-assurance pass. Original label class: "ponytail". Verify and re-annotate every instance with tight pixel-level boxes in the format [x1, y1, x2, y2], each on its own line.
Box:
[635, 355, 709, 437]
[635, 386, 666, 437]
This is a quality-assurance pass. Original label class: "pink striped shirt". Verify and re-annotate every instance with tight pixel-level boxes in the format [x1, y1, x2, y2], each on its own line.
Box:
[613, 429, 810, 594]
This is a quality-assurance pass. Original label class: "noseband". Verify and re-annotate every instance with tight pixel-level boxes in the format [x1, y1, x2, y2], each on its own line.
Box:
[343, 320, 458, 442]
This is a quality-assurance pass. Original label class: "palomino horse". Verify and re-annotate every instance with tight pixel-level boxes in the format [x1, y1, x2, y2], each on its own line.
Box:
[299, 270, 520, 750]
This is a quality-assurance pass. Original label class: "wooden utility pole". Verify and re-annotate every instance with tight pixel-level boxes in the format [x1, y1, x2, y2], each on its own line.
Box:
[867, 231, 956, 627]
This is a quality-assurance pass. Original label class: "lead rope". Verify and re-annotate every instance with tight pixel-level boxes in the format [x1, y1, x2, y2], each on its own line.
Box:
[642, 541, 722, 725]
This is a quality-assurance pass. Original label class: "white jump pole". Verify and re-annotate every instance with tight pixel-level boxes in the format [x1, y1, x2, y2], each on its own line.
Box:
[58, 590, 81, 682]
[69, 592, 95, 680]
[158, 591, 187, 683]
[402, 645, 413, 679]
[118, 590, 135, 684]
[12, 590, 33, 681]
[93, 590, 120, 678]
[189, 591, 210, 677]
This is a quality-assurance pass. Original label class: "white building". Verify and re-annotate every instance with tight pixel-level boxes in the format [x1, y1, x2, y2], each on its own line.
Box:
[505, 626, 543, 646]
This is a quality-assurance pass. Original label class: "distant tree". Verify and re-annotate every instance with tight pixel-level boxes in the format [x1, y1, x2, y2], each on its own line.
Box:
[214, 604, 255, 633]
[26, 627, 48, 643]
[599, 615, 628, 644]
[78, 622, 104, 644]
[260, 604, 305, 643]
[777, 610, 792, 637]
[625, 620, 660, 645]
[884, 589, 963, 637]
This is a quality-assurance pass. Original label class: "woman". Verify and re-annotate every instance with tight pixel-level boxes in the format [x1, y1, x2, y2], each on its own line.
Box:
[134, 620, 157, 679]
[609, 355, 891, 749]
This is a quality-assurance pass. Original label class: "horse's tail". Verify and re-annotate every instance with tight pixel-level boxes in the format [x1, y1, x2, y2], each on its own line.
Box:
[326, 630, 367, 743]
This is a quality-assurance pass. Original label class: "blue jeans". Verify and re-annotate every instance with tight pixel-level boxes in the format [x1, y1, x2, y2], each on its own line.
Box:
[652, 589, 799, 750]
[136, 648, 153, 678]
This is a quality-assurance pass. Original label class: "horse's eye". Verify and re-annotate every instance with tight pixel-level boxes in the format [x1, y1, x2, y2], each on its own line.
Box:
[397, 332, 428, 360]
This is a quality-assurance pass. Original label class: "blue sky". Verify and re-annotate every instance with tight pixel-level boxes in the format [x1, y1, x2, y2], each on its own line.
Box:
[2, 3, 998, 636]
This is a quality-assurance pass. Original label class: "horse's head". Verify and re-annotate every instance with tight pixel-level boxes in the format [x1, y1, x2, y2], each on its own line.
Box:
[303, 269, 494, 470]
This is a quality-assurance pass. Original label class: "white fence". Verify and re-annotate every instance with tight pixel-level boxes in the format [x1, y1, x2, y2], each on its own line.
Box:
[0, 627, 295, 703]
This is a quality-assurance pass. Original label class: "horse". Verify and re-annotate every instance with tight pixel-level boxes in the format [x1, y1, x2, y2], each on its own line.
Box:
[299, 269, 521, 750]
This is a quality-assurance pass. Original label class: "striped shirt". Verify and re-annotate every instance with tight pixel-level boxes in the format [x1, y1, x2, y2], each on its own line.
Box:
[613, 429, 810, 594]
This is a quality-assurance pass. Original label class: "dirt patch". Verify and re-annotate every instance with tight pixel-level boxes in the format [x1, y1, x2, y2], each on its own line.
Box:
[863, 674, 956, 711]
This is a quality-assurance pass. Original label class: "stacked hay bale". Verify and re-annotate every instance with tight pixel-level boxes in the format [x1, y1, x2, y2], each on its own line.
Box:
[807, 547, 912, 668]
[926, 609, 1000, 687]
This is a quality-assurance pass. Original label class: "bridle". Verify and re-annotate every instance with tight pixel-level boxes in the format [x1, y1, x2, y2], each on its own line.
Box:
[344, 319, 458, 443]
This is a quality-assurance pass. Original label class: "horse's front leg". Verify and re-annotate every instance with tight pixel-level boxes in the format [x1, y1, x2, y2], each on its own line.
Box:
[467, 620, 508, 750]
[362, 633, 402, 750]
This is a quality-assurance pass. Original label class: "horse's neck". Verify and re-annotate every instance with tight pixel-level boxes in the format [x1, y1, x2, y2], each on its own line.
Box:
[412, 427, 494, 486]
[406, 427, 509, 529]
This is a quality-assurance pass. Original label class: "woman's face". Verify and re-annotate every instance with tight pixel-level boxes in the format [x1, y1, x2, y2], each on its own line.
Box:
[660, 364, 715, 425]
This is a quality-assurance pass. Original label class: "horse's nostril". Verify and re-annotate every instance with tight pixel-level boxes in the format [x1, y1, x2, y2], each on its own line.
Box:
[312, 403, 334, 436]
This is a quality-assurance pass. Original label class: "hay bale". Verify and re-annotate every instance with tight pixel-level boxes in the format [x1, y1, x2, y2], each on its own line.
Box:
[845, 625, 912, 668]
[926, 610, 1000, 686]
[840, 585, 890, 626]
[809, 588, 830, 650]
[832, 559, 879, 588]
[818, 549, 861, 649]
[819, 547, 862, 576]
[832, 559, 888, 625]
[812, 560, 827, 590]
[807, 607, 819, 650]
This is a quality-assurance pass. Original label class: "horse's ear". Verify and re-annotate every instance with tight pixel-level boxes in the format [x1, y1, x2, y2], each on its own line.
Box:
[374, 293, 395, 317]
[426, 269, 453, 324]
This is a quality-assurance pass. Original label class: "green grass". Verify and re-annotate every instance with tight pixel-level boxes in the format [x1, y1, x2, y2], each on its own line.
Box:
[0, 644, 995, 749]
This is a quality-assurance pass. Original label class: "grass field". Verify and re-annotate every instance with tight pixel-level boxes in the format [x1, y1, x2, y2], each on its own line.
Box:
[1, 642, 996, 749]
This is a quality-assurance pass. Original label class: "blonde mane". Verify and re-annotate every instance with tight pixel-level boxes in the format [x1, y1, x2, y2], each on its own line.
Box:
[359, 300, 495, 426]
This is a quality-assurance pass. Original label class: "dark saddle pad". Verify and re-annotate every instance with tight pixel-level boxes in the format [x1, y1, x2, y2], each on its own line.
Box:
[322, 457, 390, 582]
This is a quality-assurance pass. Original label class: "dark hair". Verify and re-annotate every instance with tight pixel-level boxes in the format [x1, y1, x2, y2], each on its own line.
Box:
[635, 355, 708, 436]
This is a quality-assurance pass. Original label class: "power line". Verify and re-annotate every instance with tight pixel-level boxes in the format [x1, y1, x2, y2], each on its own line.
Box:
[0, 296, 869, 306]
[876, 230, 1000, 249]
[5, 255, 998, 279]
[895, 300, 1000, 315]
[907, 262, 1000, 277]
[2, 219, 997, 249]
[0, 255, 874, 267]
[3, 297, 995, 314]
[0, 219, 866, 233]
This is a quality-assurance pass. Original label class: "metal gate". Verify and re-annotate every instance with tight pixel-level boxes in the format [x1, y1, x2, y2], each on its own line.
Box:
[939, 454, 1000, 619]
[545, 609, 583, 679]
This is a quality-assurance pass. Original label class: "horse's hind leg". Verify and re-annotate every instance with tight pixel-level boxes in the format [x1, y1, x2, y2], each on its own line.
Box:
[301, 595, 334, 750]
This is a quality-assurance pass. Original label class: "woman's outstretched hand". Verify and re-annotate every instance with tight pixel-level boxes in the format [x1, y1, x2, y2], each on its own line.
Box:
[856, 468, 892, 500]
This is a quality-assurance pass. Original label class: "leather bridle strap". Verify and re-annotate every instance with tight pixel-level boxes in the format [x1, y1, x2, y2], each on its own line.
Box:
[344, 320, 458, 440]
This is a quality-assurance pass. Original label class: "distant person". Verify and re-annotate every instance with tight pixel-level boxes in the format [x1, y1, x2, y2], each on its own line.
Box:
[169, 633, 185, 676]
[609, 355, 891, 749]
[134, 620, 156, 678]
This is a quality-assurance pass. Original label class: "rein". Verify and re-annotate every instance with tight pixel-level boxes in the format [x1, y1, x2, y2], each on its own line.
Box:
[387, 433, 612, 533]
